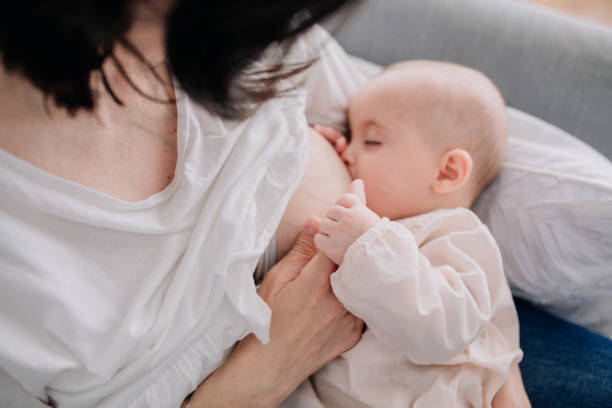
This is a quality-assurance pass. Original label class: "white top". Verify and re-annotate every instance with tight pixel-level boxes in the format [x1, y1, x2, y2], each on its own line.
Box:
[0, 25, 368, 408]
[310, 209, 522, 408]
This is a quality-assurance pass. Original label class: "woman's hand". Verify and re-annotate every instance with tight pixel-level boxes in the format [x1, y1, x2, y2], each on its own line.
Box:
[188, 217, 363, 407]
[257, 216, 365, 388]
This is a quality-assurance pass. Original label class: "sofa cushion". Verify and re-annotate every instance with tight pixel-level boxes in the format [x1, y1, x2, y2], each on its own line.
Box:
[473, 108, 612, 338]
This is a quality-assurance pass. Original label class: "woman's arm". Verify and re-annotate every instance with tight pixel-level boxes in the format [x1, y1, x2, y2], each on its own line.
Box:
[187, 130, 360, 407]
[187, 218, 363, 407]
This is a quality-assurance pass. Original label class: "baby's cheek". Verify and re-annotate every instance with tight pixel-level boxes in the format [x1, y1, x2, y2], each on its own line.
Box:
[365, 176, 402, 219]
[363, 183, 385, 216]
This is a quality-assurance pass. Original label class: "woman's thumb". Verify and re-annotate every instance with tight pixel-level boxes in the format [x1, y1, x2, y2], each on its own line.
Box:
[350, 179, 367, 204]
[286, 216, 320, 266]
[257, 217, 321, 298]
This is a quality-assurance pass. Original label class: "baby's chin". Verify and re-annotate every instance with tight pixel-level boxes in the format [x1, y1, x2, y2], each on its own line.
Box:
[361, 197, 387, 218]
[367, 199, 421, 221]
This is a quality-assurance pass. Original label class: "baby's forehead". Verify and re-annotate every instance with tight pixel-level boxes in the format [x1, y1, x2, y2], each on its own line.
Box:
[349, 68, 450, 121]
[374, 65, 468, 98]
[355, 70, 443, 111]
[352, 62, 500, 121]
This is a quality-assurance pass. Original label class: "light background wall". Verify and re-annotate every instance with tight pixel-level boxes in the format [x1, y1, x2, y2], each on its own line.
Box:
[524, 0, 612, 26]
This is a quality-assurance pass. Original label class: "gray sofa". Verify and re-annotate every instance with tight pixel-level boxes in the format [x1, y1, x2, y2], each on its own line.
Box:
[324, 0, 612, 160]
[323, 1, 612, 404]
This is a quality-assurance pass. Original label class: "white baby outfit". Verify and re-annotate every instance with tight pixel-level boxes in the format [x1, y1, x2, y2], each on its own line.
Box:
[309, 208, 523, 408]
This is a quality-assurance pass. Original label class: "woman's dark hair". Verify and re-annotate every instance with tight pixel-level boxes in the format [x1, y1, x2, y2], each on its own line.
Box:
[0, 1, 134, 114]
[0, 0, 352, 118]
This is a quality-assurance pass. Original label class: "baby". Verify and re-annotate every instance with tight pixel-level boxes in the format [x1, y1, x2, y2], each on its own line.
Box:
[307, 60, 522, 407]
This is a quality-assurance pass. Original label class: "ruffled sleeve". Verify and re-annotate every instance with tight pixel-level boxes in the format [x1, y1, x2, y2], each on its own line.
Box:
[330, 210, 498, 364]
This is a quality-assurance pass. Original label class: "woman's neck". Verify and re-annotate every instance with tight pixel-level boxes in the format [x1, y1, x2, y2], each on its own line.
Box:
[0, 4, 180, 202]
[0, 0, 175, 118]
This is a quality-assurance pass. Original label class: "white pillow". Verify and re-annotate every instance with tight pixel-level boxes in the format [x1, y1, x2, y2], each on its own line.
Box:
[472, 108, 612, 338]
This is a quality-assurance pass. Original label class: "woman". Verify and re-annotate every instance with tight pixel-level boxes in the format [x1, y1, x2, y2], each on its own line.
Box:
[0, 0, 533, 407]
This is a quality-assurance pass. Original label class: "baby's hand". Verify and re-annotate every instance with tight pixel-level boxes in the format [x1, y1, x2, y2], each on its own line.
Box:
[312, 124, 348, 155]
[315, 179, 380, 265]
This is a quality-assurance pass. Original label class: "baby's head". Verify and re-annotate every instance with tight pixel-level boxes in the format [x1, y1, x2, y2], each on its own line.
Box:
[344, 60, 507, 219]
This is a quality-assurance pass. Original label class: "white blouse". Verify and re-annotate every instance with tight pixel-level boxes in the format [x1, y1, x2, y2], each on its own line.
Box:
[0, 26, 369, 408]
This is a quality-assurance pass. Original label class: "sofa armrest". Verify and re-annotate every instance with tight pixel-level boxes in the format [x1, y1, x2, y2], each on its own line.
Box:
[324, 0, 612, 159]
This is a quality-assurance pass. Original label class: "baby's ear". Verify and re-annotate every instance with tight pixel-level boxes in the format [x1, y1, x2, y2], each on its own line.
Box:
[432, 148, 473, 194]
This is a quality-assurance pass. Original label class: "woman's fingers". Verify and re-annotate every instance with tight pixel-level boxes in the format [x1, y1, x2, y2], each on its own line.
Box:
[285, 216, 320, 264]
[258, 216, 320, 300]
[251, 244, 363, 403]
[288, 252, 362, 352]
[296, 251, 337, 285]
[255, 212, 364, 393]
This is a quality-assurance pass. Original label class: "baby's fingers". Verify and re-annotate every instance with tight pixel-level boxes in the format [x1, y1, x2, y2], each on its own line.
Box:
[326, 205, 348, 222]
[334, 136, 347, 155]
[313, 232, 328, 250]
[314, 233, 333, 259]
[349, 179, 366, 205]
[314, 232, 342, 265]
[313, 125, 347, 145]
[318, 217, 336, 236]
[335, 193, 362, 209]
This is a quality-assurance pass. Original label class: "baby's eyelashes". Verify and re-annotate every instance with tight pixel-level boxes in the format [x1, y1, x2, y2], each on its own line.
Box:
[364, 140, 382, 146]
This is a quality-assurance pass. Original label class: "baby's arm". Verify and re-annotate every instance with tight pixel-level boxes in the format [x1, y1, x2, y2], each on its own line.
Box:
[321, 208, 495, 365]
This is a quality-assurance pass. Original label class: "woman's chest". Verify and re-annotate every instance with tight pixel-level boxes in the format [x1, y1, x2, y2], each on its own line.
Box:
[0, 104, 178, 202]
